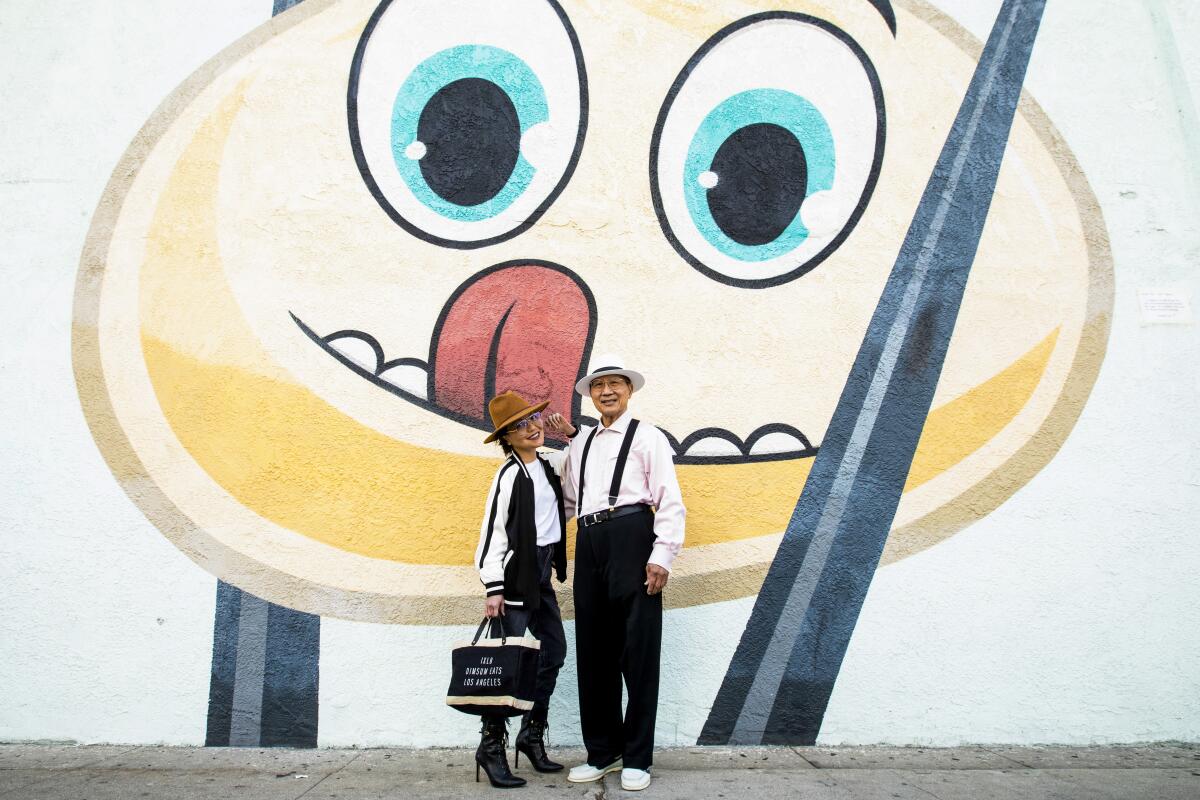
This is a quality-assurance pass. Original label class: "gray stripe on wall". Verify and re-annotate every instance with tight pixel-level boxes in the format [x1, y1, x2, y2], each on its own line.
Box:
[272, 0, 306, 14]
[205, 581, 321, 748]
[204, 581, 241, 746]
[229, 593, 269, 746]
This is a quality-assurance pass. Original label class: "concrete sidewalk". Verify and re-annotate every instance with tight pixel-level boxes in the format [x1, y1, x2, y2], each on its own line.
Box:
[1, 743, 1196, 799]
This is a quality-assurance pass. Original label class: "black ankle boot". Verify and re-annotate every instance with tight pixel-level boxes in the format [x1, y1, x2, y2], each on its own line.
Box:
[514, 713, 563, 773]
[475, 718, 525, 788]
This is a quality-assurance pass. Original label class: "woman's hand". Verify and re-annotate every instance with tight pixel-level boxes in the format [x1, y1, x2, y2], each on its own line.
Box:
[544, 412, 577, 438]
[485, 595, 505, 618]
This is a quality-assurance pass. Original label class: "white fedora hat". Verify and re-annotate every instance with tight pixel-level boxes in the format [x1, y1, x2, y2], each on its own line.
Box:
[575, 354, 646, 396]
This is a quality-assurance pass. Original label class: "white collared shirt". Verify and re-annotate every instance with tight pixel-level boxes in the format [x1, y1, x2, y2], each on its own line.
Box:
[559, 410, 686, 572]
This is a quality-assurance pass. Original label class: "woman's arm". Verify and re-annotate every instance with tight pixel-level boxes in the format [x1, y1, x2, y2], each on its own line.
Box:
[544, 412, 577, 440]
[474, 461, 517, 614]
[545, 413, 583, 517]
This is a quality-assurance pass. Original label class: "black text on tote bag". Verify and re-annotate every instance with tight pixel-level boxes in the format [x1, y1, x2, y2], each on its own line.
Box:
[446, 618, 541, 717]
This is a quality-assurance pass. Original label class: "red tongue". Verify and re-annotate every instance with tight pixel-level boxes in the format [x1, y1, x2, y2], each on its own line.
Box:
[431, 264, 593, 441]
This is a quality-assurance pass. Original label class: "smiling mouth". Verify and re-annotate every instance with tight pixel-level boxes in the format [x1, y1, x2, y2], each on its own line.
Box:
[290, 261, 818, 465]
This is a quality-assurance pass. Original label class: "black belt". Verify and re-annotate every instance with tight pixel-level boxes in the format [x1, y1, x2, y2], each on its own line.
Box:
[578, 504, 651, 528]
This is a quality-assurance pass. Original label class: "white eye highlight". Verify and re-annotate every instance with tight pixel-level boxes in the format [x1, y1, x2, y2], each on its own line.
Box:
[650, 12, 884, 287]
[350, 0, 587, 249]
[520, 121, 558, 171]
[797, 190, 842, 238]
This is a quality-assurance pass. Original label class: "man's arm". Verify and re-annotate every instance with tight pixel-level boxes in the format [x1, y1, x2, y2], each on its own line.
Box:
[645, 427, 685, 575]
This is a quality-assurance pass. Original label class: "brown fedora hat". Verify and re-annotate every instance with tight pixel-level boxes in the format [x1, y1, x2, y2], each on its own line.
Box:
[483, 391, 551, 444]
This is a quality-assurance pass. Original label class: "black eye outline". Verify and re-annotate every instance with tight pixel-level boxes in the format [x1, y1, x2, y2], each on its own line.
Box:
[649, 11, 886, 289]
[346, 0, 589, 250]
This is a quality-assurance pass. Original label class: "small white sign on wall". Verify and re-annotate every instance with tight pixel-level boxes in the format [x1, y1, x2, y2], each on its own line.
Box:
[1137, 288, 1193, 325]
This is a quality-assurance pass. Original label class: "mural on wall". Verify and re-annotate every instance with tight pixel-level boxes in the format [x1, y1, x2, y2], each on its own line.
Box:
[703, 0, 1055, 746]
[73, 0, 1111, 743]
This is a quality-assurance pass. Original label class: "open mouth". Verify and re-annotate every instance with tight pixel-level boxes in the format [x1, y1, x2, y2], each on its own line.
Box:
[291, 261, 818, 465]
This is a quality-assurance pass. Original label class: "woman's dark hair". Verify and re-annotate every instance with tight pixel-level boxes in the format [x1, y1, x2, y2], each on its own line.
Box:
[497, 436, 513, 457]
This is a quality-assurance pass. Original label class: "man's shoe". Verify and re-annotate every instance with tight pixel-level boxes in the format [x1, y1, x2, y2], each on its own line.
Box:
[621, 768, 652, 791]
[566, 759, 622, 783]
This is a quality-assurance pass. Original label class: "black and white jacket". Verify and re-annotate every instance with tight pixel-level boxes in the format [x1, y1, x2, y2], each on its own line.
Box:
[474, 453, 567, 609]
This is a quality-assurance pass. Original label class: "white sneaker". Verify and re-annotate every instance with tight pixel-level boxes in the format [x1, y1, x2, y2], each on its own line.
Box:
[621, 768, 651, 791]
[566, 759, 622, 783]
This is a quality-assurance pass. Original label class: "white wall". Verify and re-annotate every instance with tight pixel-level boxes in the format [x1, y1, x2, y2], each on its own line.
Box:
[0, 0, 272, 745]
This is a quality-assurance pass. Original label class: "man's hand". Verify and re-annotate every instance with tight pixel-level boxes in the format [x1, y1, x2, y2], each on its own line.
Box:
[644, 564, 668, 595]
[485, 595, 505, 617]
[544, 412, 577, 438]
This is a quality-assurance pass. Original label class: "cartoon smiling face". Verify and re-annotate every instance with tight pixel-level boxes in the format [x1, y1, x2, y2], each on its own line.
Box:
[74, 0, 1111, 623]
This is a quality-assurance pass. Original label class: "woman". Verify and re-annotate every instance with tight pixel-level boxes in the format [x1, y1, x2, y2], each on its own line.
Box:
[472, 390, 575, 788]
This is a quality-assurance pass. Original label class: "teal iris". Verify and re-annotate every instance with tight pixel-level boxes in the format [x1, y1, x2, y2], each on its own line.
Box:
[391, 45, 548, 222]
[684, 89, 835, 261]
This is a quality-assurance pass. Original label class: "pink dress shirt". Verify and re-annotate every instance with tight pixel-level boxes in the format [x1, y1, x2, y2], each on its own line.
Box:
[559, 411, 686, 572]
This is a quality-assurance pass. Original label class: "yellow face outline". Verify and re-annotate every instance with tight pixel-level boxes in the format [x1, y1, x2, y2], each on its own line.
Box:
[73, 0, 1112, 624]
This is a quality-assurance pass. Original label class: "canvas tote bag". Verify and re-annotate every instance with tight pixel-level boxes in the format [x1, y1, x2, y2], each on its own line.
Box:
[446, 618, 541, 717]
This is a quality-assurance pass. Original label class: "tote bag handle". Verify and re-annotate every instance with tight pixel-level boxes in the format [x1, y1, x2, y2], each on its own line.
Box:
[472, 617, 505, 645]
[469, 616, 542, 646]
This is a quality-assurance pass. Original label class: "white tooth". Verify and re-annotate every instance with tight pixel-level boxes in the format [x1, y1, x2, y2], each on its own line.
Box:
[377, 363, 429, 399]
[681, 437, 742, 457]
[749, 431, 808, 456]
[328, 337, 379, 373]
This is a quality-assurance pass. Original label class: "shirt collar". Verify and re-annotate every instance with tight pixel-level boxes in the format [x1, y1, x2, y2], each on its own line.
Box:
[599, 410, 632, 433]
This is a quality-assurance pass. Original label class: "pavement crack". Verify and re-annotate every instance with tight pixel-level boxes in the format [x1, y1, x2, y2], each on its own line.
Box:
[911, 783, 946, 800]
[293, 751, 362, 799]
[791, 746, 819, 768]
[982, 747, 1034, 769]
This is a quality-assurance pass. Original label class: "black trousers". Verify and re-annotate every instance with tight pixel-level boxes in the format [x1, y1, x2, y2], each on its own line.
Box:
[573, 508, 662, 770]
[485, 544, 566, 724]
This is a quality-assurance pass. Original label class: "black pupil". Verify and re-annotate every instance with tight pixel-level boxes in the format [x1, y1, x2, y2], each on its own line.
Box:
[417, 78, 521, 207]
[706, 123, 808, 246]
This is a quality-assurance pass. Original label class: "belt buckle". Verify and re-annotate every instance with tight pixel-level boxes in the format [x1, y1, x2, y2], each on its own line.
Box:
[584, 510, 605, 527]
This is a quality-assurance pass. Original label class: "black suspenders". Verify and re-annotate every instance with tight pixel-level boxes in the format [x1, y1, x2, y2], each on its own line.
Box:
[576, 427, 598, 518]
[609, 419, 640, 507]
[577, 419, 641, 516]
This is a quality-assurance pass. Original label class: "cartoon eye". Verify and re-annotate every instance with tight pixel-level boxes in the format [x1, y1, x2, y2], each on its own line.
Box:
[349, 0, 586, 249]
[651, 13, 884, 288]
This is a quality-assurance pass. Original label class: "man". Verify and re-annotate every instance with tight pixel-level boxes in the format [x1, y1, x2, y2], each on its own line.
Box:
[545, 355, 685, 792]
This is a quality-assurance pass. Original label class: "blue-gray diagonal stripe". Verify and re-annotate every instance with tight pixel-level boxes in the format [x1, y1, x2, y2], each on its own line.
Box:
[204, 581, 241, 746]
[229, 593, 269, 746]
[205, 581, 321, 748]
[699, 0, 1046, 746]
